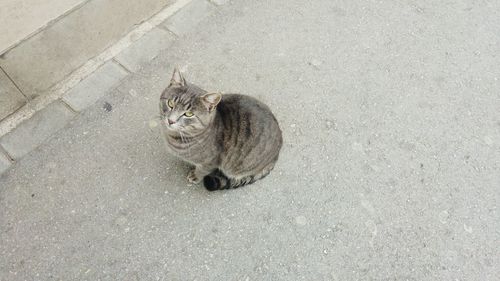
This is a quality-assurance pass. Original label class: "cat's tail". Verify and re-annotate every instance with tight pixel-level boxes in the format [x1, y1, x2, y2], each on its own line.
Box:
[203, 169, 271, 191]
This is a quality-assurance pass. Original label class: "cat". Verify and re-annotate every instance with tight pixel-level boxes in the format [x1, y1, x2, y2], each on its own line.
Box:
[159, 68, 282, 191]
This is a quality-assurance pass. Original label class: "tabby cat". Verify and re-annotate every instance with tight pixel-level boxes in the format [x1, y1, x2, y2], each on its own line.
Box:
[160, 68, 282, 191]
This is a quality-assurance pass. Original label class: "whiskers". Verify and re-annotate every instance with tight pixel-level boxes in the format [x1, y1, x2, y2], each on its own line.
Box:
[152, 115, 165, 127]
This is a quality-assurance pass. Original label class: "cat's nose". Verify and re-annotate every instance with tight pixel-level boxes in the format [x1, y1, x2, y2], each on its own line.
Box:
[167, 119, 176, 125]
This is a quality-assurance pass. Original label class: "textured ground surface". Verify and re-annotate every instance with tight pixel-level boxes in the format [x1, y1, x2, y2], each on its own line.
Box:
[1, 0, 499, 280]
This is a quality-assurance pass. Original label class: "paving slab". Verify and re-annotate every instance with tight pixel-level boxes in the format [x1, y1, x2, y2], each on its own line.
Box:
[0, 0, 85, 54]
[162, 0, 216, 36]
[115, 28, 176, 72]
[0, 101, 75, 159]
[0, 68, 26, 121]
[0, 0, 174, 98]
[63, 61, 128, 111]
[1, 0, 499, 280]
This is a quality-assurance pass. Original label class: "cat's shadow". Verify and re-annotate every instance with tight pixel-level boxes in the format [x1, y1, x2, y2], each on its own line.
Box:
[160, 155, 207, 192]
[150, 129, 208, 194]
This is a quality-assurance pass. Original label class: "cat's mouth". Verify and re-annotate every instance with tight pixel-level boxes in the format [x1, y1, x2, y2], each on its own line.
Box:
[165, 123, 179, 130]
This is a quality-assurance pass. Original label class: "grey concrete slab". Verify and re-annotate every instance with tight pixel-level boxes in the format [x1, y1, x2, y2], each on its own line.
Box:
[115, 28, 176, 72]
[1, 0, 500, 280]
[0, 101, 75, 159]
[0, 68, 26, 121]
[0, 0, 174, 98]
[162, 0, 216, 36]
[0, 0, 85, 54]
[0, 148, 12, 175]
[63, 61, 128, 111]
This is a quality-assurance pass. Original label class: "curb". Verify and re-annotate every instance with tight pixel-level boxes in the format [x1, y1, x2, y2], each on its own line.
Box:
[0, 0, 194, 138]
[0, 0, 226, 176]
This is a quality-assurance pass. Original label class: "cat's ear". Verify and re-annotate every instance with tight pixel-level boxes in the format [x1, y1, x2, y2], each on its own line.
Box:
[169, 67, 186, 87]
[201, 93, 222, 112]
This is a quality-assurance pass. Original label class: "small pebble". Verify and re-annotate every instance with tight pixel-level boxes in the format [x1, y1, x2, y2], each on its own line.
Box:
[326, 120, 338, 131]
[295, 215, 307, 226]
[370, 164, 380, 172]
[309, 59, 323, 69]
[352, 142, 363, 152]
[439, 210, 449, 224]
[463, 223, 473, 233]
[149, 120, 158, 128]
[483, 136, 493, 146]
[115, 216, 128, 226]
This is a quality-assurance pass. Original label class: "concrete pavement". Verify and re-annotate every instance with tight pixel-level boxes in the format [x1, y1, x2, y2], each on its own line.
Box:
[1, 0, 499, 280]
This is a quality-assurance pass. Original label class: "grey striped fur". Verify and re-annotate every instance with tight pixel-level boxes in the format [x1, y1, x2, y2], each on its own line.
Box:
[160, 68, 282, 191]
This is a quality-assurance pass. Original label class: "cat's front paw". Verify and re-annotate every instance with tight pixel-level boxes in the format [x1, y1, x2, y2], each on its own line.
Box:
[187, 169, 201, 184]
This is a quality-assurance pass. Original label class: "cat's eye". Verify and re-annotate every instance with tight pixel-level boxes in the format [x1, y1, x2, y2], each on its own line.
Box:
[184, 111, 194, 117]
[167, 99, 175, 108]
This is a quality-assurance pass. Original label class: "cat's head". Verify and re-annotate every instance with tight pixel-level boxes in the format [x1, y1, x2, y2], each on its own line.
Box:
[159, 68, 221, 134]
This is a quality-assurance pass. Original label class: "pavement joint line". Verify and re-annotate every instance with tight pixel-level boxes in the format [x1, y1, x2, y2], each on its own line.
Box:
[206, 0, 219, 8]
[207, 0, 217, 6]
[0, 144, 14, 162]
[0, 66, 28, 100]
[156, 24, 178, 37]
[0, 0, 93, 56]
[0, 0, 194, 139]
[112, 58, 133, 73]
[60, 99, 78, 114]
[162, 26, 179, 37]
[208, 0, 229, 6]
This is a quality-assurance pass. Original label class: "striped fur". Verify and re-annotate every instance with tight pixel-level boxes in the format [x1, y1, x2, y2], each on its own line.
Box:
[160, 68, 282, 191]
